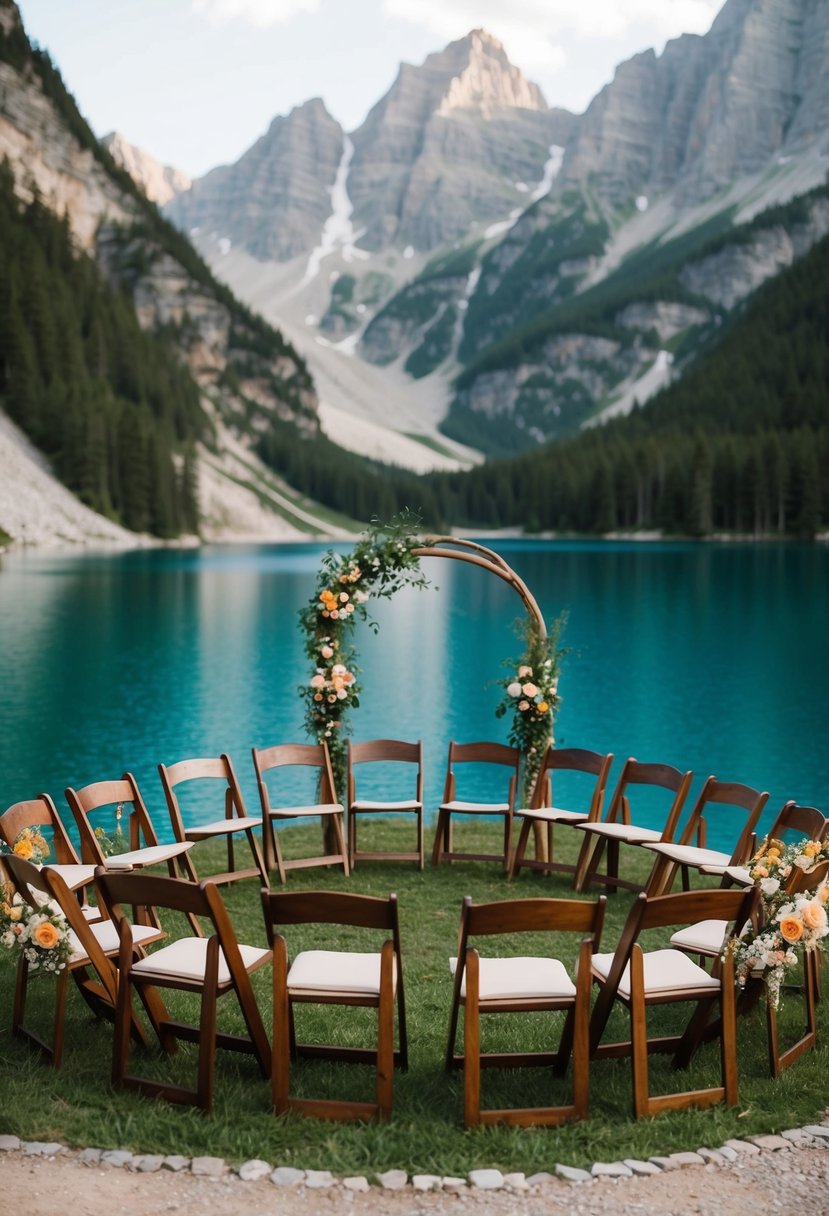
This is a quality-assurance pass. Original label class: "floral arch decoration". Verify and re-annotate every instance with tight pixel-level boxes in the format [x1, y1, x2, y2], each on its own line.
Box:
[299, 512, 565, 806]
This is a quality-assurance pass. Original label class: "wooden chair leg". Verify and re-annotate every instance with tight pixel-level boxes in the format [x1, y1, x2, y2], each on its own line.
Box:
[376, 941, 395, 1120]
[347, 809, 357, 869]
[273, 938, 291, 1113]
[417, 807, 424, 872]
[508, 818, 532, 880]
[463, 951, 480, 1128]
[12, 956, 28, 1038]
[720, 950, 738, 1104]
[571, 940, 592, 1120]
[244, 826, 268, 885]
[50, 969, 70, 1068]
[197, 936, 219, 1113]
[629, 947, 650, 1118]
[332, 813, 350, 877]
[573, 830, 597, 891]
[271, 823, 288, 886]
[502, 814, 512, 874]
[431, 810, 447, 866]
[113, 934, 134, 1088]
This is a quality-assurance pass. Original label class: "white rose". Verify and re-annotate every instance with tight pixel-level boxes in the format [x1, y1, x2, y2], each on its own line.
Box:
[507, 682, 522, 698]
[760, 877, 780, 897]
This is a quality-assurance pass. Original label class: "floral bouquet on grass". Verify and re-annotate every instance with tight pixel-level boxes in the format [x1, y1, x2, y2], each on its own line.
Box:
[0, 884, 72, 976]
[729, 836, 829, 1009]
[495, 614, 567, 807]
[0, 827, 50, 865]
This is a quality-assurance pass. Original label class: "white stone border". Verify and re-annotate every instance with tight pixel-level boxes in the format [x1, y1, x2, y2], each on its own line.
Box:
[1, 1116, 828, 1193]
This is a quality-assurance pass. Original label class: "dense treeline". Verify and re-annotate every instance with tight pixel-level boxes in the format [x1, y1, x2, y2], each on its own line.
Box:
[0, 162, 202, 535]
[426, 229, 829, 536]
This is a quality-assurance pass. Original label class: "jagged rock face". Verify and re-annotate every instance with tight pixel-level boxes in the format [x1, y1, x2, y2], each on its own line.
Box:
[0, 61, 132, 249]
[348, 30, 574, 252]
[558, 0, 829, 209]
[166, 98, 344, 262]
[616, 302, 710, 343]
[102, 131, 191, 206]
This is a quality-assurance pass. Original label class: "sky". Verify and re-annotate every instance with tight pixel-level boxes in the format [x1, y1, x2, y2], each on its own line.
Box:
[16, 0, 723, 180]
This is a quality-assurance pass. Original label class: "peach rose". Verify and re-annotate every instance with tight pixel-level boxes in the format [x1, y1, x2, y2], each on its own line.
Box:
[800, 902, 827, 931]
[518, 666, 532, 678]
[33, 921, 60, 949]
[779, 915, 804, 944]
[320, 645, 334, 659]
[13, 838, 33, 860]
[521, 682, 538, 698]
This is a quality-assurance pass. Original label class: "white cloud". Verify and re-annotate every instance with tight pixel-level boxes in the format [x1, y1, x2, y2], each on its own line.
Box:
[383, 0, 721, 46]
[192, 0, 320, 28]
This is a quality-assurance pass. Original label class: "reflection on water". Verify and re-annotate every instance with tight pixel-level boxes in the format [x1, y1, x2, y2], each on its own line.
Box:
[0, 540, 826, 850]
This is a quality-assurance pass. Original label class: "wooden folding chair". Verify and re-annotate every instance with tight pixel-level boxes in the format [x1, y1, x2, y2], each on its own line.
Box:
[509, 746, 614, 883]
[1, 794, 98, 914]
[67, 773, 199, 932]
[446, 894, 606, 1127]
[346, 739, 424, 870]
[252, 742, 349, 885]
[431, 741, 521, 870]
[158, 753, 267, 886]
[261, 889, 407, 1121]
[574, 758, 692, 895]
[588, 886, 758, 1118]
[96, 870, 271, 1113]
[642, 778, 769, 897]
[3, 855, 164, 1067]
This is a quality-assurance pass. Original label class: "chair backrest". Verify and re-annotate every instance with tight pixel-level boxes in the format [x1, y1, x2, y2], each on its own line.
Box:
[65, 773, 160, 865]
[0, 794, 80, 865]
[159, 753, 248, 835]
[96, 869, 240, 958]
[261, 889, 401, 937]
[765, 801, 828, 846]
[529, 746, 614, 820]
[674, 777, 769, 862]
[3, 853, 115, 983]
[252, 741, 339, 808]
[346, 739, 423, 803]
[456, 894, 607, 956]
[784, 857, 829, 896]
[443, 741, 521, 806]
[605, 757, 693, 840]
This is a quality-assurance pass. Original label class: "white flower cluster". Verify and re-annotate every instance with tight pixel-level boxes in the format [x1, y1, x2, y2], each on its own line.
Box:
[0, 890, 71, 975]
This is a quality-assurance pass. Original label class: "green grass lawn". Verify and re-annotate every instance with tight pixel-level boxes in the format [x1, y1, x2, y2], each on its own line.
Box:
[0, 819, 826, 1176]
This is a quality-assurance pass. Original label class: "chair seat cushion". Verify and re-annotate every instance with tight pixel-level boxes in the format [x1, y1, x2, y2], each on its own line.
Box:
[351, 800, 421, 812]
[449, 955, 576, 1001]
[68, 920, 161, 965]
[592, 948, 720, 999]
[640, 842, 732, 869]
[185, 816, 262, 839]
[669, 919, 730, 957]
[440, 801, 510, 815]
[268, 804, 344, 819]
[43, 863, 97, 890]
[287, 949, 395, 996]
[131, 937, 270, 985]
[515, 806, 589, 825]
[702, 863, 752, 885]
[104, 841, 194, 870]
[576, 822, 663, 844]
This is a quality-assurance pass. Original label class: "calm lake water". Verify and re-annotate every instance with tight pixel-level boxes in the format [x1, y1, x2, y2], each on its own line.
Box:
[1, 539, 827, 852]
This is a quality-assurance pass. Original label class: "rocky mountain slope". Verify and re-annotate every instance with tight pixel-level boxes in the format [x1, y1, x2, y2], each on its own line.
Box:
[0, 0, 341, 547]
[101, 130, 191, 206]
[155, 0, 829, 464]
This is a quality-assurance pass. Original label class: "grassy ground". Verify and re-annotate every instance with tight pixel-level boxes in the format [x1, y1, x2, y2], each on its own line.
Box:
[0, 819, 826, 1176]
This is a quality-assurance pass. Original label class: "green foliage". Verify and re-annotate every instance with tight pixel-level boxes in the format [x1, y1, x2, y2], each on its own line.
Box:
[404, 303, 457, 378]
[0, 162, 202, 536]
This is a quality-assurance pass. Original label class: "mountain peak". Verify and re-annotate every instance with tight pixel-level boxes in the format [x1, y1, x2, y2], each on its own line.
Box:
[102, 131, 191, 206]
[429, 27, 548, 116]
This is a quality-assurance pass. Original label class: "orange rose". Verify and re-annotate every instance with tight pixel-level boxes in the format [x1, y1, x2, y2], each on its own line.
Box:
[33, 921, 60, 949]
[779, 915, 804, 944]
[804, 841, 821, 858]
[13, 838, 33, 860]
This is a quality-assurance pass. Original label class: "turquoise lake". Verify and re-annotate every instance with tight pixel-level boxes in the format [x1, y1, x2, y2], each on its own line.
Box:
[1, 539, 827, 852]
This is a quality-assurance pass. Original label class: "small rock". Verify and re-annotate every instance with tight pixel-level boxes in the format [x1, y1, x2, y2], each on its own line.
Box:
[377, 1169, 408, 1190]
[102, 1150, 133, 1168]
[0, 1136, 21, 1152]
[133, 1155, 165, 1173]
[717, 1146, 739, 1162]
[748, 1135, 792, 1151]
[270, 1167, 305, 1188]
[722, 1139, 760, 1155]
[469, 1169, 504, 1190]
[591, 1162, 633, 1178]
[191, 1156, 226, 1177]
[305, 1170, 335, 1189]
[623, 1159, 661, 1176]
[503, 1172, 529, 1190]
[802, 1126, 829, 1140]
[782, 1129, 811, 1143]
[649, 1156, 678, 1171]
[237, 1159, 272, 1182]
[78, 1148, 103, 1165]
[527, 1171, 555, 1186]
[442, 1177, 467, 1190]
[697, 1149, 725, 1166]
[556, 1164, 591, 1182]
[413, 1175, 441, 1191]
[343, 1177, 370, 1192]
[669, 1151, 706, 1168]
[162, 1155, 190, 1171]
[24, 1142, 64, 1158]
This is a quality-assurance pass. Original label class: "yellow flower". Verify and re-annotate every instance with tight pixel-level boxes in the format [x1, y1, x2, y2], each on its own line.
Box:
[537, 701, 549, 713]
[804, 841, 821, 858]
[8, 906, 23, 922]
[33, 921, 61, 949]
[13, 838, 34, 860]
[779, 915, 804, 944]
